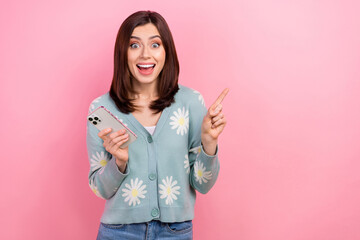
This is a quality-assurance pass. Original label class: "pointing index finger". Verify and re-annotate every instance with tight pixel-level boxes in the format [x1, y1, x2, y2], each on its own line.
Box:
[214, 88, 229, 106]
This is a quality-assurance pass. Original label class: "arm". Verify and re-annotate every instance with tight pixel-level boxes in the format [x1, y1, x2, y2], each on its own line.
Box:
[188, 144, 220, 194]
[188, 92, 221, 194]
[86, 106, 130, 200]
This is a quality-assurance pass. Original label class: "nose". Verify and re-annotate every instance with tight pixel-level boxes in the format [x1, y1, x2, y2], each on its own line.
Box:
[140, 45, 150, 58]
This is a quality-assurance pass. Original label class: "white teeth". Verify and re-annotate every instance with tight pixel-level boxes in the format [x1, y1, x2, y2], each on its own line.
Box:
[137, 64, 155, 68]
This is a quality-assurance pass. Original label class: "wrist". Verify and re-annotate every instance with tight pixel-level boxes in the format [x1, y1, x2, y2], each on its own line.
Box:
[201, 139, 218, 156]
[115, 158, 127, 173]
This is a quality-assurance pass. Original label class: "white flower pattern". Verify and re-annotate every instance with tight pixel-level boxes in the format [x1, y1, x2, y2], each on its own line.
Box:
[189, 146, 202, 156]
[159, 176, 181, 205]
[90, 151, 110, 171]
[169, 107, 189, 136]
[193, 90, 205, 106]
[89, 179, 105, 199]
[89, 96, 101, 113]
[194, 161, 212, 184]
[184, 154, 190, 174]
[122, 178, 147, 207]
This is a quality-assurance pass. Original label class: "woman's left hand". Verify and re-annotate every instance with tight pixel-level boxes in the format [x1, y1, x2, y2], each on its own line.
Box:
[201, 88, 229, 155]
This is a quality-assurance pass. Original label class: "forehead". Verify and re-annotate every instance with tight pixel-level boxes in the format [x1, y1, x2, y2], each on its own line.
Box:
[131, 23, 161, 38]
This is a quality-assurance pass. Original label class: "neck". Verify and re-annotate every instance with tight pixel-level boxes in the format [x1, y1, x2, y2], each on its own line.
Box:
[131, 80, 158, 101]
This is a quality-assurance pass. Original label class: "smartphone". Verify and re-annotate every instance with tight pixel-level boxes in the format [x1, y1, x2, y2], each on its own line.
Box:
[87, 106, 137, 148]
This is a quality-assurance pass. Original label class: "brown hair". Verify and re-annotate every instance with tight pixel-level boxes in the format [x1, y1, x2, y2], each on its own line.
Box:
[109, 10, 179, 114]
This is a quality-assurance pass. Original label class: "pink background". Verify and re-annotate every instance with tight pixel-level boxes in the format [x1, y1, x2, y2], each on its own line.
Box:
[1, 0, 360, 239]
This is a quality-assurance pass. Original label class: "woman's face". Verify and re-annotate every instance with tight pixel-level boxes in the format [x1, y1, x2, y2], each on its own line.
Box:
[127, 23, 166, 86]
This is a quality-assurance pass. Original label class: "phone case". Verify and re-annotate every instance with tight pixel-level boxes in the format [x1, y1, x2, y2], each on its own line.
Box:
[87, 106, 137, 148]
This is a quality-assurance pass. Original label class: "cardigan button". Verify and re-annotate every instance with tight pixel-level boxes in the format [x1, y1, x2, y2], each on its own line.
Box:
[147, 136, 153, 143]
[151, 208, 159, 217]
[149, 173, 156, 181]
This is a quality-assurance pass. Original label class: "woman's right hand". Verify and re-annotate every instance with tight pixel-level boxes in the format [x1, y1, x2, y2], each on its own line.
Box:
[98, 128, 129, 173]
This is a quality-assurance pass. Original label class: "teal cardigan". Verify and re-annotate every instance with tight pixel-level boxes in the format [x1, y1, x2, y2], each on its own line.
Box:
[87, 84, 220, 224]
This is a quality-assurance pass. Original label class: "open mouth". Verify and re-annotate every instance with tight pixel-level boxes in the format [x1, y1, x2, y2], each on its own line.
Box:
[136, 63, 156, 75]
[136, 64, 155, 70]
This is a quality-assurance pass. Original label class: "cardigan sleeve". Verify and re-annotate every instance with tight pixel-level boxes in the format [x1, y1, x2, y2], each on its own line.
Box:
[86, 102, 130, 200]
[187, 91, 220, 194]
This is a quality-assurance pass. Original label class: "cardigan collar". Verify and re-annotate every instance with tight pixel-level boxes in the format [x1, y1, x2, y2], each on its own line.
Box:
[124, 105, 172, 140]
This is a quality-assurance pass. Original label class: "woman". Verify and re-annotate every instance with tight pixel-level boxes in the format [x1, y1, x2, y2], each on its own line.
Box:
[87, 10, 228, 239]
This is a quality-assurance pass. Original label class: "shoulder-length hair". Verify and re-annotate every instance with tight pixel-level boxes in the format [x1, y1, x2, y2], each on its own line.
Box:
[109, 10, 179, 114]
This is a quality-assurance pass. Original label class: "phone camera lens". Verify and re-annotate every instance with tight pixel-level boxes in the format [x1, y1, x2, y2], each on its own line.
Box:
[93, 121, 97, 125]
[94, 117, 99, 120]
[88, 117, 93, 121]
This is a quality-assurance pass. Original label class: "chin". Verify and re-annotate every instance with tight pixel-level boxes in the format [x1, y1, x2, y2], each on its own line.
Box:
[132, 76, 158, 85]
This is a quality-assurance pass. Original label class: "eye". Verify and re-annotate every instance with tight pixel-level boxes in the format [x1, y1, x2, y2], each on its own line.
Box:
[152, 43, 160, 48]
[130, 43, 140, 49]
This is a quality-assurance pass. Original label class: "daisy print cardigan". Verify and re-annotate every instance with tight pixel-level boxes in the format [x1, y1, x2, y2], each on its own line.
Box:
[87, 84, 220, 224]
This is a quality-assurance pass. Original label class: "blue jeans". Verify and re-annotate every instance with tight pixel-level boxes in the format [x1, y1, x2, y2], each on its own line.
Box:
[96, 220, 193, 240]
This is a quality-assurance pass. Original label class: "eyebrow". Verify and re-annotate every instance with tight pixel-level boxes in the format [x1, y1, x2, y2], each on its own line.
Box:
[130, 35, 162, 40]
